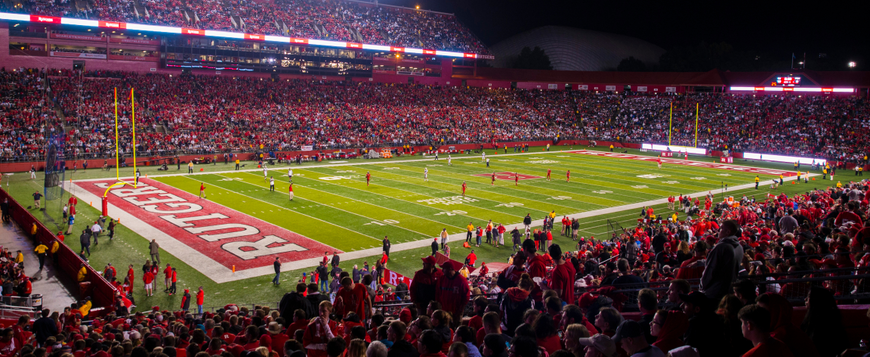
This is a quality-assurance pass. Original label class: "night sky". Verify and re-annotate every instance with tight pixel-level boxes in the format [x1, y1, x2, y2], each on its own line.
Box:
[378, 0, 869, 65]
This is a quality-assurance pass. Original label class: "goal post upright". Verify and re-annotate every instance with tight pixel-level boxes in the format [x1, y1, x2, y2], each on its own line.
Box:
[101, 87, 139, 216]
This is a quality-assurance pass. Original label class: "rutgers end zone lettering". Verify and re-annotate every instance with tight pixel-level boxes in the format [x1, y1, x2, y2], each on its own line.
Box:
[76, 180, 336, 280]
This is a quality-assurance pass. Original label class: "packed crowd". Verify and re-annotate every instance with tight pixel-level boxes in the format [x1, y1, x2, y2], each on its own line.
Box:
[0, 0, 489, 54]
[0, 69, 60, 162]
[6, 179, 868, 357]
[2, 69, 869, 166]
[32, 70, 580, 160]
[580, 93, 870, 164]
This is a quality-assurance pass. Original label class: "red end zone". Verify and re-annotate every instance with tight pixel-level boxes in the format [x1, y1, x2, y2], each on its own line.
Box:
[567, 151, 797, 176]
[76, 179, 337, 279]
[472, 172, 542, 180]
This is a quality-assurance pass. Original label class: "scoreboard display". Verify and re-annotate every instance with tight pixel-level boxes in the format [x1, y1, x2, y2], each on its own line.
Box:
[774, 76, 802, 86]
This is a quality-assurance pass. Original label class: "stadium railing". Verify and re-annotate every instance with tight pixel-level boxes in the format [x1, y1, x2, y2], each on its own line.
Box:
[0, 189, 116, 315]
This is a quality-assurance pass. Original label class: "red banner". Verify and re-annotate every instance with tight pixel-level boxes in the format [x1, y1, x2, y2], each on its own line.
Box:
[660, 151, 673, 157]
[382, 268, 411, 286]
[720, 156, 733, 163]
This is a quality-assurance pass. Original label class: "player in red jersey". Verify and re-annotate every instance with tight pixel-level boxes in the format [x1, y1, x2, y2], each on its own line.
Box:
[657, 157, 662, 169]
[515, 172, 519, 186]
[547, 169, 552, 181]
[491, 172, 496, 186]
[366, 171, 371, 186]
[199, 183, 206, 198]
[566, 170, 571, 182]
[288, 183, 294, 201]
[461, 181, 467, 196]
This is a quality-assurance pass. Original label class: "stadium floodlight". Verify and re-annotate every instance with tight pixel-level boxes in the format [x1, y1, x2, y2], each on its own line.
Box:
[848, 61, 857, 68]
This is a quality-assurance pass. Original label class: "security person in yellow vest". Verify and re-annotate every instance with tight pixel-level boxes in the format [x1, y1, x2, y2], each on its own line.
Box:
[754, 176, 760, 189]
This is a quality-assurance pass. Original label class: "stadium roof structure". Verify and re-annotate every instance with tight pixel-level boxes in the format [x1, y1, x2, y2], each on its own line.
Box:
[0, 12, 494, 60]
[489, 26, 665, 71]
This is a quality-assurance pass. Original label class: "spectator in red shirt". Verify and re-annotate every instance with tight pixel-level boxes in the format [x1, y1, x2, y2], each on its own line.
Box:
[337, 278, 371, 322]
[675, 242, 708, 280]
[410, 256, 443, 315]
[143, 269, 155, 297]
[435, 260, 469, 328]
[465, 250, 477, 268]
[163, 263, 172, 292]
[197, 286, 205, 314]
[522, 239, 547, 279]
[548, 244, 575, 304]
[738, 304, 794, 357]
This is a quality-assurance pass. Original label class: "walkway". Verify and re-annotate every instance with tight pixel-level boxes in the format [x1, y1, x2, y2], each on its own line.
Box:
[0, 220, 77, 312]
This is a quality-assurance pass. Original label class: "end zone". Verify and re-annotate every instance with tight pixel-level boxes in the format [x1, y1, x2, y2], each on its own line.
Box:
[71, 179, 338, 283]
[567, 151, 797, 176]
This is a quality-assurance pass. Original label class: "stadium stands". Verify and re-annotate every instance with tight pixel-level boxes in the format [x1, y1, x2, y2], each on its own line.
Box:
[0, 0, 489, 54]
[2, 175, 868, 357]
[2, 69, 869, 165]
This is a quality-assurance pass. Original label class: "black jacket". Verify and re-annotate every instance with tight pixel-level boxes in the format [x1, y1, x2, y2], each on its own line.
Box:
[33, 316, 58, 344]
[306, 292, 330, 312]
[523, 215, 532, 225]
[684, 312, 727, 357]
[274, 260, 281, 274]
[387, 339, 419, 357]
[280, 292, 314, 321]
[80, 231, 91, 247]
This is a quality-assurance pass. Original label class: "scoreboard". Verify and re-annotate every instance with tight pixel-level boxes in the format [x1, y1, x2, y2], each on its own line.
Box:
[774, 76, 802, 87]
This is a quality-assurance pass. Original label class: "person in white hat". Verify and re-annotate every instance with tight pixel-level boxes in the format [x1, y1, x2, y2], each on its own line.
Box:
[578, 334, 617, 357]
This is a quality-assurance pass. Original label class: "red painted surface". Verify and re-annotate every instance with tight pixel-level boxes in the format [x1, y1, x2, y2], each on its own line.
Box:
[76, 179, 338, 271]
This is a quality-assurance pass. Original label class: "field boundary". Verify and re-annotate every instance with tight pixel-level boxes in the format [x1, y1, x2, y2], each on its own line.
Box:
[68, 151, 816, 281]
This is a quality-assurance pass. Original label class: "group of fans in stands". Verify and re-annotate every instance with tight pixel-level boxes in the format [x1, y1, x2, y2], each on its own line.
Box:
[0, 0, 488, 54]
[3, 69, 869, 172]
[4, 176, 868, 357]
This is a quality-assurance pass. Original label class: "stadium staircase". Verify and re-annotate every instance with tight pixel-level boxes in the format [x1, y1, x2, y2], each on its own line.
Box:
[73, 0, 92, 14]
[131, 0, 149, 20]
[230, 15, 245, 30]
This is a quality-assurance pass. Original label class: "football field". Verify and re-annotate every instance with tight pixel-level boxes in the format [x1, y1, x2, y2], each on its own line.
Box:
[5, 148, 812, 308]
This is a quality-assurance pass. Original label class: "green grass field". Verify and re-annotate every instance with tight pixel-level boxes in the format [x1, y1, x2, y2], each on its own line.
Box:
[2, 146, 829, 310]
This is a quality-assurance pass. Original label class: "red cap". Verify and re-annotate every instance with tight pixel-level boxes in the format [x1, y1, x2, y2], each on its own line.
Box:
[578, 292, 595, 308]
[440, 260, 463, 271]
[422, 256, 437, 265]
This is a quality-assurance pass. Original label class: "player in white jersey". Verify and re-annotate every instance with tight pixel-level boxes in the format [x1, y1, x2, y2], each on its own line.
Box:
[288, 168, 293, 182]
[448, 155, 452, 166]
[263, 167, 268, 182]
[424, 168, 429, 182]
[482, 151, 486, 162]
[434, 151, 438, 160]
[269, 176, 275, 191]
